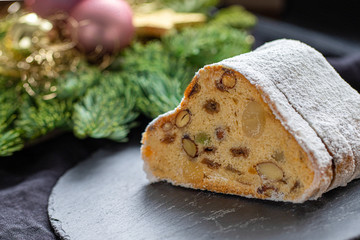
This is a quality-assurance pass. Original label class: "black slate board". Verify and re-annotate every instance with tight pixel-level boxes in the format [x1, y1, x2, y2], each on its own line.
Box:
[48, 144, 360, 240]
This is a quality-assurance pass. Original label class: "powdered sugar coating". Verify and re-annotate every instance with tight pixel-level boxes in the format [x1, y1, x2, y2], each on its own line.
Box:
[215, 39, 360, 192]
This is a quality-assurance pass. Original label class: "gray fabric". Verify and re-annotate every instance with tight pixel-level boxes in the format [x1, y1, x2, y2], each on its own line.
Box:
[0, 133, 116, 240]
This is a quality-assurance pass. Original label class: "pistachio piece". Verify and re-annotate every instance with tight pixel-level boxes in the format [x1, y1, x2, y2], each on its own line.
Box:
[271, 150, 285, 163]
[195, 132, 211, 145]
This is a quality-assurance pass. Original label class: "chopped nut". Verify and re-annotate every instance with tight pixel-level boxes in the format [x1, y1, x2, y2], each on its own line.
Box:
[225, 164, 242, 175]
[204, 146, 216, 153]
[257, 185, 278, 197]
[188, 82, 201, 98]
[175, 110, 191, 128]
[161, 122, 173, 132]
[256, 162, 284, 181]
[230, 147, 249, 158]
[204, 99, 220, 114]
[215, 69, 237, 91]
[201, 158, 221, 169]
[182, 136, 198, 158]
[271, 150, 285, 163]
[160, 134, 176, 144]
[242, 101, 266, 138]
[195, 132, 211, 145]
[221, 71, 237, 88]
[215, 127, 225, 140]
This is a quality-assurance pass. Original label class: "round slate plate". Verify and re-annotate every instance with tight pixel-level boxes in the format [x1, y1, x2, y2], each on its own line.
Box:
[48, 144, 360, 240]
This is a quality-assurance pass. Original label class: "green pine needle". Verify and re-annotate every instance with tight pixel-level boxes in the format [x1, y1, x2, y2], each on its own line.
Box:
[55, 63, 101, 100]
[164, 25, 253, 69]
[0, 89, 23, 156]
[0, 129, 23, 156]
[73, 73, 139, 142]
[122, 41, 194, 118]
[16, 96, 72, 140]
[158, 0, 219, 13]
[0, 5, 256, 156]
[210, 5, 257, 29]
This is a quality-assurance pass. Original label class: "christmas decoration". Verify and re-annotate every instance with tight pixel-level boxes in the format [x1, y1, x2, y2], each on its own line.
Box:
[134, 9, 206, 37]
[25, 0, 81, 18]
[0, 1, 256, 157]
[67, 0, 134, 57]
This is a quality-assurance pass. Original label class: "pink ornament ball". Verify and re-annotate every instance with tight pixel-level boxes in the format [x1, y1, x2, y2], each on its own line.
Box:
[68, 0, 135, 55]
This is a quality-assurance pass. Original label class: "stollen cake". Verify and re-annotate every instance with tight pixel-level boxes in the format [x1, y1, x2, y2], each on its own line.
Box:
[140, 39, 360, 203]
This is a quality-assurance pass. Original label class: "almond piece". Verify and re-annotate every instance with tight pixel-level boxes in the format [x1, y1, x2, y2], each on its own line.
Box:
[182, 136, 198, 158]
[256, 162, 284, 181]
[175, 110, 191, 128]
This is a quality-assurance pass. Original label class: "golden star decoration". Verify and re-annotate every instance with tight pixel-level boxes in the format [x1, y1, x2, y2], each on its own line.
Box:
[133, 8, 207, 37]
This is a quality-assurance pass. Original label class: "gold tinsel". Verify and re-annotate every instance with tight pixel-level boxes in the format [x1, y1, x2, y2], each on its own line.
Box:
[0, 5, 82, 100]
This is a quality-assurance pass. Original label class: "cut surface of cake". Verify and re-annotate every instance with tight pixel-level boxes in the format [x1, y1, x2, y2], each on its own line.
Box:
[141, 39, 360, 203]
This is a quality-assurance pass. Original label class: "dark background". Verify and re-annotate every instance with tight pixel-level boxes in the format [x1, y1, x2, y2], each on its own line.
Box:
[0, 0, 360, 239]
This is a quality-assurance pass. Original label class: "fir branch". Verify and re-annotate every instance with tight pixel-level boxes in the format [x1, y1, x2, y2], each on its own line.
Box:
[158, 0, 219, 13]
[55, 63, 101, 100]
[0, 72, 20, 89]
[0, 89, 18, 127]
[0, 129, 22, 156]
[16, 96, 72, 140]
[73, 73, 139, 142]
[121, 41, 194, 118]
[0, 89, 23, 156]
[210, 5, 257, 29]
[164, 25, 253, 68]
